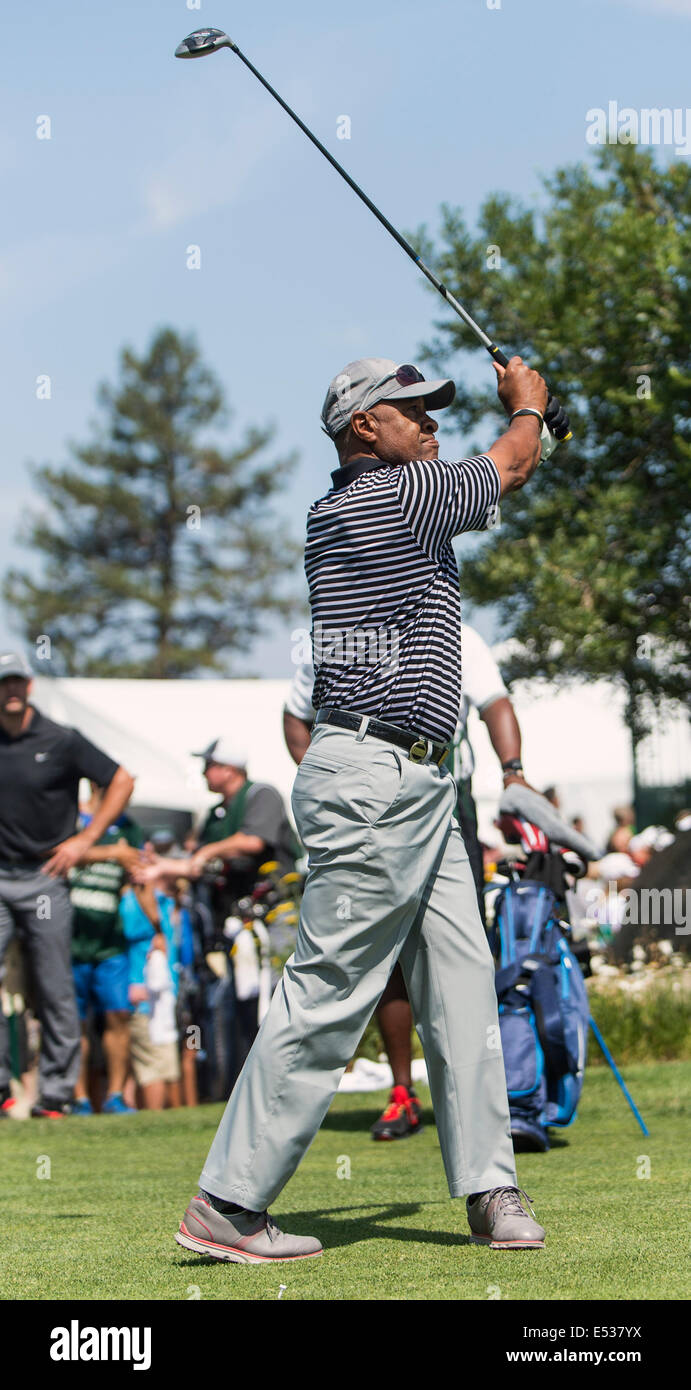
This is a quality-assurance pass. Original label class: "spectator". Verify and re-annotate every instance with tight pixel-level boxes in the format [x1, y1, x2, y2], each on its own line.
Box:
[173, 882, 201, 1109]
[134, 833, 200, 1104]
[628, 826, 675, 867]
[149, 740, 299, 1099]
[147, 827, 184, 857]
[0, 651, 134, 1118]
[120, 883, 181, 1110]
[571, 815, 586, 837]
[606, 804, 635, 854]
[69, 783, 143, 1115]
[587, 852, 640, 941]
[188, 739, 298, 894]
[543, 786, 561, 811]
[141, 740, 298, 907]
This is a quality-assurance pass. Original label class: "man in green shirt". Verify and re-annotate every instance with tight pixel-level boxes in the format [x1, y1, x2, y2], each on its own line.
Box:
[69, 784, 143, 1115]
[142, 738, 298, 915]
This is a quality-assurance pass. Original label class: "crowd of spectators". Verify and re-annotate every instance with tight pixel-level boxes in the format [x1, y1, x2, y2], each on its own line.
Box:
[0, 653, 298, 1119]
[1, 647, 686, 1120]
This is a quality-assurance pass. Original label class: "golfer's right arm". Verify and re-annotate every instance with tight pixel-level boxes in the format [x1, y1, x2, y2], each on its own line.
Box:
[488, 356, 549, 496]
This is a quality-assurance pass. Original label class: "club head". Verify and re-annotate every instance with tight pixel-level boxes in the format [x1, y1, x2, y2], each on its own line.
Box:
[175, 28, 235, 59]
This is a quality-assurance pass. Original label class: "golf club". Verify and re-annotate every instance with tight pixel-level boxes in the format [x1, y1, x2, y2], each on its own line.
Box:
[175, 28, 571, 440]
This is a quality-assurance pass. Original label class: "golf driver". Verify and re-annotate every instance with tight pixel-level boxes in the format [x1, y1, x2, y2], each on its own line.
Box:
[175, 27, 571, 441]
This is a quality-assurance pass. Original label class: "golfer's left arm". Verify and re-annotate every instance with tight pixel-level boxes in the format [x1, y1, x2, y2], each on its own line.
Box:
[488, 357, 548, 495]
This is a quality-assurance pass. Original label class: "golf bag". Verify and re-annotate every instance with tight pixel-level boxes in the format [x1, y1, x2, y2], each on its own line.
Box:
[491, 877, 589, 1151]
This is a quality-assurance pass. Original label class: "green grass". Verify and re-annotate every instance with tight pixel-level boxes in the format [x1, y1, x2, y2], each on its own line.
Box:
[1, 1061, 689, 1302]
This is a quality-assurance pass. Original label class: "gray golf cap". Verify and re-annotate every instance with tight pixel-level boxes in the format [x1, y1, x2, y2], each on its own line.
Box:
[192, 737, 247, 770]
[0, 650, 33, 681]
[321, 357, 455, 439]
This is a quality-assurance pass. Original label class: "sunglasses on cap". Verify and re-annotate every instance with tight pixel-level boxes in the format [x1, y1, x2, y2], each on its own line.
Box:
[362, 364, 426, 407]
[394, 364, 425, 386]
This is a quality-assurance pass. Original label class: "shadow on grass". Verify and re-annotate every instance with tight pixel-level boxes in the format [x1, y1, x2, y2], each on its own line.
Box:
[172, 1199, 475, 1262]
[513, 1136, 571, 1153]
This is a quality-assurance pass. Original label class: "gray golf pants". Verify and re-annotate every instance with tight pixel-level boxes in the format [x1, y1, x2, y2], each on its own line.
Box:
[200, 724, 517, 1208]
[0, 866, 80, 1104]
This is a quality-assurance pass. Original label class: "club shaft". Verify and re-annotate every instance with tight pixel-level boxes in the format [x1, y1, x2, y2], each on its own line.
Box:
[230, 44, 508, 367]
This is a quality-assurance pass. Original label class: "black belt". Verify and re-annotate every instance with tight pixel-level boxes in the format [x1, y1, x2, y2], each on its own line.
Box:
[315, 708, 449, 766]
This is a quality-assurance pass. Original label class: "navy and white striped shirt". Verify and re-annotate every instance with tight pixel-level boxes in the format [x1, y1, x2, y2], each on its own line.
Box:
[305, 453, 501, 744]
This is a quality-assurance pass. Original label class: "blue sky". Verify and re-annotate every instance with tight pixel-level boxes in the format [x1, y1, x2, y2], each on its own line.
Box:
[1, 0, 688, 673]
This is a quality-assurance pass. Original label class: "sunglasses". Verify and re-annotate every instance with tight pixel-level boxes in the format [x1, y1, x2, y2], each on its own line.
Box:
[394, 364, 425, 387]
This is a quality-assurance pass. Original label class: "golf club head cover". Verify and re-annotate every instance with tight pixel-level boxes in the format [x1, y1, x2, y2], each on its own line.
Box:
[498, 782, 603, 861]
[540, 396, 571, 459]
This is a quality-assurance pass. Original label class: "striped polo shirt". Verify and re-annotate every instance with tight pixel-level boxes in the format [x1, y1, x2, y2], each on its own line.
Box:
[306, 452, 501, 744]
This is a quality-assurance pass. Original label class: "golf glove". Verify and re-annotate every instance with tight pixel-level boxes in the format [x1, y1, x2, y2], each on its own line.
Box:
[540, 396, 571, 460]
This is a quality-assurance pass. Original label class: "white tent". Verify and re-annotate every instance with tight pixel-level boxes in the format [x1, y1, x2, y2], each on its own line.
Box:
[33, 677, 298, 827]
[33, 673, 689, 846]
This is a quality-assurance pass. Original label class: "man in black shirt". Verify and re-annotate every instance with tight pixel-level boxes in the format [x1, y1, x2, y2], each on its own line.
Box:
[0, 652, 135, 1117]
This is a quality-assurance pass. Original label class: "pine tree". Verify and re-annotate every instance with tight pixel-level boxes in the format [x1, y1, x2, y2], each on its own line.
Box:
[4, 328, 303, 676]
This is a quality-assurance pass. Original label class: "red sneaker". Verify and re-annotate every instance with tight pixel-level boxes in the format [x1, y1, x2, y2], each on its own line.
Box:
[371, 1084, 423, 1141]
[30, 1099, 70, 1118]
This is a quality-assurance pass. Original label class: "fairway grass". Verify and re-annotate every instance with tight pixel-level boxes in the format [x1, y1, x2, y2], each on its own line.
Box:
[1, 1061, 688, 1302]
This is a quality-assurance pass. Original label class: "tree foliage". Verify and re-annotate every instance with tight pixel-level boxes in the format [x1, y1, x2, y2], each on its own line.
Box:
[417, 145, 690, 744]
[5, 329, 303, 677]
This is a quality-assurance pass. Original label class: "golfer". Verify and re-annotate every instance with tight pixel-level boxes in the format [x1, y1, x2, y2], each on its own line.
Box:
[177, 354, 560, 1261]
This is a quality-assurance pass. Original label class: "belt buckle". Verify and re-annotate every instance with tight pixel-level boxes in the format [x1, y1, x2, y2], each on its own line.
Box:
[409, 738, 429, 763]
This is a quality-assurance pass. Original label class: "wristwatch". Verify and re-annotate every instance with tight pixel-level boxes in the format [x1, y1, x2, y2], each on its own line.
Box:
[501, 758, 524, 776]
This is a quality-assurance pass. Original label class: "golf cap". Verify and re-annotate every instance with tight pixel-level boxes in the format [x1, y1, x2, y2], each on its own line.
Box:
[0, 650, 33, 681]
[192, 737, 247, 770]
[321, 358, 455, 439]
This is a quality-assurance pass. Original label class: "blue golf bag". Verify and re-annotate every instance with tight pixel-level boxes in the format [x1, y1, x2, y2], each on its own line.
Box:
[491, 879, 589, 1151]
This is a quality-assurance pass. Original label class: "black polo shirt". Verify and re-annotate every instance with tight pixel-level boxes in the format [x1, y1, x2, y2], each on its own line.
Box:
[0, 707, 120, 864]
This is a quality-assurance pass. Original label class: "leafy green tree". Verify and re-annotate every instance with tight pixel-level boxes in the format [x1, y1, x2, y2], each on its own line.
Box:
[416, 144, 691, 774]
[4, 328, 302, 677]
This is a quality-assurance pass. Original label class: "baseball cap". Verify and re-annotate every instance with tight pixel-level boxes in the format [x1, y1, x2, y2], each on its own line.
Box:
[0, 650, 33, 680]
[192, 737, 247, 770]
[321, 357, 455, 439]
